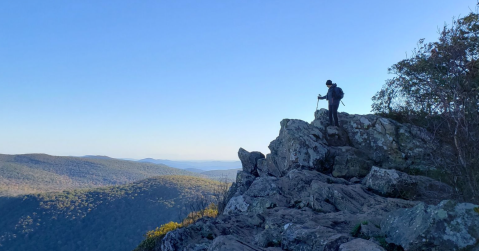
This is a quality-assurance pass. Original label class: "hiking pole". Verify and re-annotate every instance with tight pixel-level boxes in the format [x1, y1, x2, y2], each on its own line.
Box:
[341, 100, 345, 106]
[316, 95, 321, 110]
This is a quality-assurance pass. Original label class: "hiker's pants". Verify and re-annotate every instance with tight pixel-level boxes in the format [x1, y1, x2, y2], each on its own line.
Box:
[329, 104, 339, 126]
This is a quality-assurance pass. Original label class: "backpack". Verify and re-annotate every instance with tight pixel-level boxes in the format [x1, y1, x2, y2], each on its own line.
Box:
[334, 87, 344, 100]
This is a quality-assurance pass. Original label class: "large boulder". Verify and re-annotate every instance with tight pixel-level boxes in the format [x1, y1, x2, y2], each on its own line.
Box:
[362, 166, 418, 199]
[414, 175, 455, 205]
[381, 200, 479, 250]
[224, 170, 257, 207]
[313, 109, 440, 171]
[223, 195, 249, 215]
[257, 154, 282, 178]
[338, 238, 386, 251]
[230, 171, 256, 196]
[208, 235, 263, 251]
[363, 166, 454, 204]
[238, 148, 265, 176]
[268, 119, 328, 176]
[325, 126, 351, 146]
[281, 223, 338, 250]
[330, 146, 373, 179]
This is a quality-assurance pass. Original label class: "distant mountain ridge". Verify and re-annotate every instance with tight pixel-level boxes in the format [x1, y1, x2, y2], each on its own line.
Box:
[137, 158, 241, 171]
[81, 155, 114, 160]
[0, 153, 200, 197]
[199, 169, 240, 182]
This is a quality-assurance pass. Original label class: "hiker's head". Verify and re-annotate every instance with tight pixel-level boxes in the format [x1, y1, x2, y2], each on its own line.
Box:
[326, 80, 333, 88]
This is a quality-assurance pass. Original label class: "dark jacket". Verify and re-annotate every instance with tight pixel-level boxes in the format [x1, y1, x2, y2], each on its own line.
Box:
[318, 84, 340, 106]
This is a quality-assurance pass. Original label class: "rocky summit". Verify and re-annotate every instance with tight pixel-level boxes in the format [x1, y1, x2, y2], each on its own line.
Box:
[155, 109, 479, 251]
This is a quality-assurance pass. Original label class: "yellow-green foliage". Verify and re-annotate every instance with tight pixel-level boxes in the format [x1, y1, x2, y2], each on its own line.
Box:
[474, 207, 479, 214]
[181, 203, 218, 226]
[145, 222, 182, 239]
[135, 203, 218, 251]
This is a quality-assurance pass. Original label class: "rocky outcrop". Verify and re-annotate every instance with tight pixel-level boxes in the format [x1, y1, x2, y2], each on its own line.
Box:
[339, 238, 385, 251]
[313, 109, 447, 172]
[155, 110, 478, 251]
[381, 200, 479, 250]
[363, 166, 454, 204]
[238, 148, 265, 177]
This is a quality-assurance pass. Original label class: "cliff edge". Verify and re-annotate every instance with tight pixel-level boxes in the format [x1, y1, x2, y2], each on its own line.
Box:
[153, 109, 479, 251]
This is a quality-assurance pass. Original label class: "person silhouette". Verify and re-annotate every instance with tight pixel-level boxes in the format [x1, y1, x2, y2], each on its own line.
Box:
[318, 80, 342, 126]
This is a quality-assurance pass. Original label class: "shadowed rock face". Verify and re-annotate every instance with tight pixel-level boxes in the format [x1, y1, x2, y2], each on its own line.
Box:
[381, 200, 479, 250]
[156, 110, 479, 251]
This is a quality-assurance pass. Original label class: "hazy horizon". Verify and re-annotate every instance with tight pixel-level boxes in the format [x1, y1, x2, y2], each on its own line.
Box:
[0, 152, 241, 162]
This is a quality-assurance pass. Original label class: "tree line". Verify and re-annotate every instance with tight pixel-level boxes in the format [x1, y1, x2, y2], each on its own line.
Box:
[372, 6, 479, 202]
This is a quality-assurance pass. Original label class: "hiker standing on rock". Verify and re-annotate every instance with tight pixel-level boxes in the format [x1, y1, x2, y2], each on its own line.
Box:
[318, 80, 344, 127]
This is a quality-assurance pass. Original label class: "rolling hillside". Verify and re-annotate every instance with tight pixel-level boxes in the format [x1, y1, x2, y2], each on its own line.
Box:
[0, 154, 199, 197]
[0, 175, 222, 251]
[200, 168, 240, 182]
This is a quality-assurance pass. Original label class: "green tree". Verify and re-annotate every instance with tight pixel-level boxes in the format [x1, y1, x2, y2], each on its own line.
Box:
[372, 8, 479, 202]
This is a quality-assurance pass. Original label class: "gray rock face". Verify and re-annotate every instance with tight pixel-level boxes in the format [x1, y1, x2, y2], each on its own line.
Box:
[223, 195, 249, 215]
[208, 235, 263, 251]
[257, 155, 282, 178]
[281, 223, 337, 250]
[268, 119, 328, 176]
[414, 175, 455, 205]
[363, 166, 418, 199]
[339, 238, 386, 251]
[326, 126, 351, 146]
[363, 166, 454, 204]
[154, 110, 469, 251]
[238, 148, 265, 176]
[381, 200, 479, 250]
[314, 109, 439, 171]
[330, 146, 372, 178]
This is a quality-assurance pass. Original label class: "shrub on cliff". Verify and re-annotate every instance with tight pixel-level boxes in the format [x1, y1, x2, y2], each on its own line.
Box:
[372, 7, 479, 202]
[134, 203, 218, 251]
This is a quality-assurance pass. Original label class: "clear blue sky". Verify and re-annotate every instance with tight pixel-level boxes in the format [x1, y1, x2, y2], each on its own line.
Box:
[1, 1, 477, 160]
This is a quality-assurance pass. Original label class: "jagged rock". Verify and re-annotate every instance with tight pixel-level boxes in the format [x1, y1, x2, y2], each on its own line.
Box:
[326, 126, 351, 146]
[362, 166, 418, 199]
[161, 225, 210, 251]
[223, 195, 249, 215]
[232, 171, 256, 196]
[225, 170, 256, 207]
[208, 235, 263, 251]
[381, 200, 479, 250]
[358, 223, 381, 238]
[363, 166, 454, 204]
[330, 146, 373, 178]
[338, 238, 386, 251]
[245, 177, 282, 198]
[314, 109, 439, 171]
[277, 169, 415, 215]
[323, 234, 354, 251]
[281, 223, 337, 250]
[150, 110, 465, 251]
[414, 175, 455, 205]
[243, 177, 288, 213]
[238, 148, 265, 176]
[350, 177, 361, 183]
[268, 119, 328, 176]
[257, 155, 282, 178]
